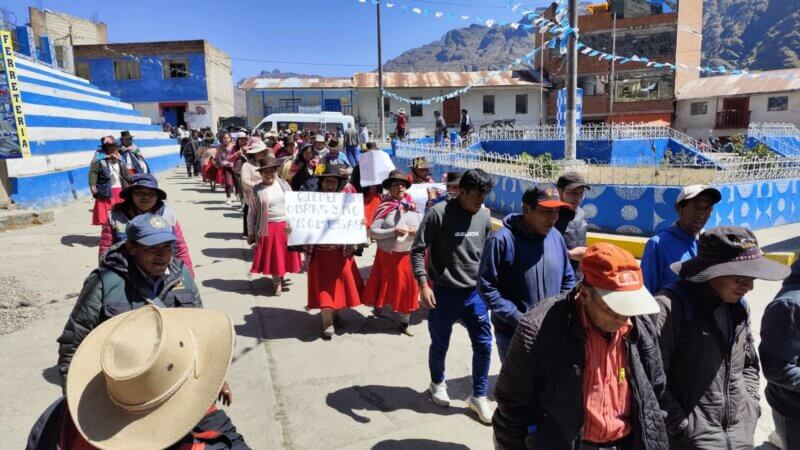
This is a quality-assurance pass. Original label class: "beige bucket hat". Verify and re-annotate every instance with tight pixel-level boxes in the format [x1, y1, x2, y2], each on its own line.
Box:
[66, 306, 234, 450]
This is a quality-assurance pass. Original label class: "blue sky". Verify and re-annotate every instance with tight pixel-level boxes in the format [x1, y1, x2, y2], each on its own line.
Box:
[6, 0, 551, 79]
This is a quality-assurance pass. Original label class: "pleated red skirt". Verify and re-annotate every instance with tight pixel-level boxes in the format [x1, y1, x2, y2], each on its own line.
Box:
[91, 187, 123, 226]
[364, 191, 381, 227]
[250, 221, 302, 277]
[307, 247, 363, 310]
[362, 249, 419, 314]
[202, 160, 218, 183]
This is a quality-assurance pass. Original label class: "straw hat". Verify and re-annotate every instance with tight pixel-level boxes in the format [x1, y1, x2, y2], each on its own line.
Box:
[66, 306, 234, 450]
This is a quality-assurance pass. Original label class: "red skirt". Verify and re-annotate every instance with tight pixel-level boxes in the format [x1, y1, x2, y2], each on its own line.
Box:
[307, 247, 363, 310]
[364, 191, 381, 227]
[362, 249, 419, 314]
[91, 187, 123, 226]
[250, 221, 302, 277]
[202, 160, 218, 183]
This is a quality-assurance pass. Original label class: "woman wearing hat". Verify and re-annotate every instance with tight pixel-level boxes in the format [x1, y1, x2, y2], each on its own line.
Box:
[362, 170, 423, 335]
[89, 136, 133, 226]
[99, 173, 194, 275]
[29, 306, 250, 449]
[240, 140, 269, 237]
[654, 226, 790, 450]
[408, 157, 434, 184]
[306, 164, 365, 339]
[247, 155, 301, 296]
[200, 131, 221, 188]
[290, 143, 320, 192]
[216, 135, 246, 206]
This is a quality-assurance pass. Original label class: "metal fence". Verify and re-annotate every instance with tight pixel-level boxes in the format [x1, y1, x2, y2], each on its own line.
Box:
[395, 140, 800, 187]
[749, 122, 800, 138]
[477, 123, 703, 149]
[406, 127, 428, 140]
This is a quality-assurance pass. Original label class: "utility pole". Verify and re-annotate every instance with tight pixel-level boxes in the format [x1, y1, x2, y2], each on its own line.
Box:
[376, 3, 386, 143]
[564, 0, 578, 160]
[608, 10, 617, 121]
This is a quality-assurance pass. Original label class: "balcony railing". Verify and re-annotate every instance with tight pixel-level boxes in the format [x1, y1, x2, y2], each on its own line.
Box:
[716, 110, 751, 129]
[263, 105, 353, 116]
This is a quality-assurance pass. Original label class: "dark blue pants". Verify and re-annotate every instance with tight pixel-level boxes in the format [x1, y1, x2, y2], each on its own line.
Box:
[494, 327, 513, 364]
[774, 409, 800, 450]
[427, 286, 492, 397]
[345, 145, 360, 167]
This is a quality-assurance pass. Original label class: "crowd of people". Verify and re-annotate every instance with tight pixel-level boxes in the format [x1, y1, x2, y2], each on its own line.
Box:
[27, 124, 800, 450]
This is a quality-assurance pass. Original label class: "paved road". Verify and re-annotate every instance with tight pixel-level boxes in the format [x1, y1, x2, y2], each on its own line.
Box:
[1, 168, 795, 449]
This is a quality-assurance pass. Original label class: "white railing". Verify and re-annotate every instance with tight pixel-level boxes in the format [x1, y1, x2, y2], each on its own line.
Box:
[749, 122, 800, 139]
[406, 127, 428, 140]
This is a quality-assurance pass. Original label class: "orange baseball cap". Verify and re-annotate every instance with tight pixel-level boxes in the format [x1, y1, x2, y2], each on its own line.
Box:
[579, 243, 659, 316]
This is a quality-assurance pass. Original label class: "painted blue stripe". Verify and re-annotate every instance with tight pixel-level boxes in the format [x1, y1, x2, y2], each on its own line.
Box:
[30, 138, 177, 156]
[15, 59, 93, 86]
[26, 115, 163, 131]
[21, 91, 140, 117]
[19, 75, 120, 102]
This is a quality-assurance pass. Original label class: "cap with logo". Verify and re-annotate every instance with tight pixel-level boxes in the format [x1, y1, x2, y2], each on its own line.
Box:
[556, 171, 591, 191]
[675, 184, 722, 206]
[522, 184, 572, 208]
[126, 213, 177, 246]
[580, 243, 660, 317]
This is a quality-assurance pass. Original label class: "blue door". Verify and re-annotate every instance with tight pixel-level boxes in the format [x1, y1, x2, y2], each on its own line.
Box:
[323, 99, 341, 112]
[163, 107, 179, 126]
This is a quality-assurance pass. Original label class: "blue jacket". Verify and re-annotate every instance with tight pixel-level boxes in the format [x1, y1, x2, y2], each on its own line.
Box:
[641, 222, 697, 294]
[477, 213, 575, 335]
[760, 260, 800, 420]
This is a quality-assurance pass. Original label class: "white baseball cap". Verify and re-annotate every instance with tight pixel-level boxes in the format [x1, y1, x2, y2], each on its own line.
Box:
[676, 185, 721, 206]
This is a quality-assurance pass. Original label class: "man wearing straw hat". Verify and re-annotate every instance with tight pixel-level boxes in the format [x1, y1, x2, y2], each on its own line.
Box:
[28, 306, 250, 449]
[654, 226, 790, 449]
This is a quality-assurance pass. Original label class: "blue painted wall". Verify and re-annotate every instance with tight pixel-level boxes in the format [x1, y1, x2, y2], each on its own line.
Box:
[77, 54, 208, 103]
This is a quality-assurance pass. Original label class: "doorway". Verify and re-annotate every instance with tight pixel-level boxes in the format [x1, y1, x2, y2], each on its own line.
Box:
[443, 97, 461, 126]
[159, 102, 188, 128]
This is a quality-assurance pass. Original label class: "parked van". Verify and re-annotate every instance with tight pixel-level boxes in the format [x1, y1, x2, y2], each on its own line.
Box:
[254, 112, 355, 135]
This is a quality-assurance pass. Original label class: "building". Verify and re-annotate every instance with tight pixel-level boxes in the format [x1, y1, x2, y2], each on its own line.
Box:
[239, 76, 353, 128]
[72, 40, 234, 131]
[674, 68, 800, 139]
[352, 71, 547, 133]
[537, 0, 702, 124]
[27, 7, 108, 73]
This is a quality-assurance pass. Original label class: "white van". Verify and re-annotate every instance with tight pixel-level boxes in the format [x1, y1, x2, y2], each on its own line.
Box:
[254, 112, 355, 135]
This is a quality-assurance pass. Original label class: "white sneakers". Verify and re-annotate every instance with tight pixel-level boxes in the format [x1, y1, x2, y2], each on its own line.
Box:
[225, 198, 232, 206]
[468, 395, 494, 424]
[429, 383, 494, 424]
[429, 381, 451, 407]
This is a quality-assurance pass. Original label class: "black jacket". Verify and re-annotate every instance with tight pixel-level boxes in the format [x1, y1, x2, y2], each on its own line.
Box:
[760, 260, 800, 420]
[493, 291, 668, 450]
[555, 206, 588, 272]
[57, 242, 202, 380]
[26, 398, 250, 450]
[654, 281, 761, 450]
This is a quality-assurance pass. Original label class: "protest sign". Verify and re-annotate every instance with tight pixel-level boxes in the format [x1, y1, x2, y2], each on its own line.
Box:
[285, 192, 368, 245]
[407, 183, 446, 214]
[359, 150, 395, 187]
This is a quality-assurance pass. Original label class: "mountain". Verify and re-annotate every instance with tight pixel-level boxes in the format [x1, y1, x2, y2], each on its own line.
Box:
[255, 69, 325, 79]
[383, 0, 799, 72]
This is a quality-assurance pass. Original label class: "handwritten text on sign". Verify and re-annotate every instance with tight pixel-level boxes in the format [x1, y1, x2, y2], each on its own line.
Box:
[285, 192, 368, 245]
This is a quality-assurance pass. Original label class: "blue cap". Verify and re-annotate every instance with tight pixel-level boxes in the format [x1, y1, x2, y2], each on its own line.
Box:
[126, 213, 177, 246]
[120, 174, 167, 201]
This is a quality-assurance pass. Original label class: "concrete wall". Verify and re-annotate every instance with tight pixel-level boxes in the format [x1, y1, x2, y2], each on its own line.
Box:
[28, 7, 108, 74]
[355, 87, 543, 134]
[204, 42, 235, 131]
[673, 0, 703, 92]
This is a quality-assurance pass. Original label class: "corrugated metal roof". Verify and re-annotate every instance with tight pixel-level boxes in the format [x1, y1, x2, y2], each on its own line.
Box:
[676, 69, 800, 100]
[238, 77, 352, 90]
[351, 71, 539, 88]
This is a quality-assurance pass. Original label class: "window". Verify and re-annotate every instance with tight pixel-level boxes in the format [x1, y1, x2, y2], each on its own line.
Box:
[75, 62, 91, 81]
[515, 94, 528, 114]
[483, 95, 495, 115]
[768, 96, 788, 112]
[163, 58, 189, 79]
[614, 72, 674, 102]
[410, 97, 423, 117]
[690, 102, 708, 116]
[382, 96, 390, 117]
[113, 60, 140, 80]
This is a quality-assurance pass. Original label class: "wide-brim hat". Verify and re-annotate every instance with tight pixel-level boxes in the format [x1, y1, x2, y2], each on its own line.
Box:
[327, 139, 342, 150]
[120, 174, 167, 201]
[316, 163, 351, 180]
[381, 170, 411, 190]
[66, 306, 234, 450]
[670, 226, 790, 282]
[247, 140, 269, 154]
[256, 155, 285, 171]
[120, 131, 134, 139]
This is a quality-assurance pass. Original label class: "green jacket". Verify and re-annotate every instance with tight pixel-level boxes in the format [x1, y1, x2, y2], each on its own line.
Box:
[57, 242, 201, 381]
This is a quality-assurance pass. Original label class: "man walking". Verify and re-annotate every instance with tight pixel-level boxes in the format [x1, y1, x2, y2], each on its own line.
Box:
[493, 243, 667, 450]
[180, 135, 199, 178]
[434, 111, 447, 146]
[411, 169, 495, 424]
[478, 184, 576, 361]
[459, 109, 473, 139]
[761, 259, 800, 450]
[555, 171, 590, 271]
[343, 123, 360, 166]
[654, 227, 789, 449]
[641, 185, 721, 293]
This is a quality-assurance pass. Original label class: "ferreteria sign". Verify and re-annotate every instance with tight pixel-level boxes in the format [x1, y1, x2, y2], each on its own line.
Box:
[0, 31, 30, 159]
[285, 192, 368, 245]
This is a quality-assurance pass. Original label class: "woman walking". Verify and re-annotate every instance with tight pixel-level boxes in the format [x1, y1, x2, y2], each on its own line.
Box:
[200, 132, 221, 189]
[99, 173, 194, 275]
[362, 170, 423, 335]
[217, 135, 245, 205]
[89, 136, 132, 226]
[247, 155, 302, 296]
[240, 140, 269, 237]
[290, 143, 320, 192]
[306, 164, 364, 339]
